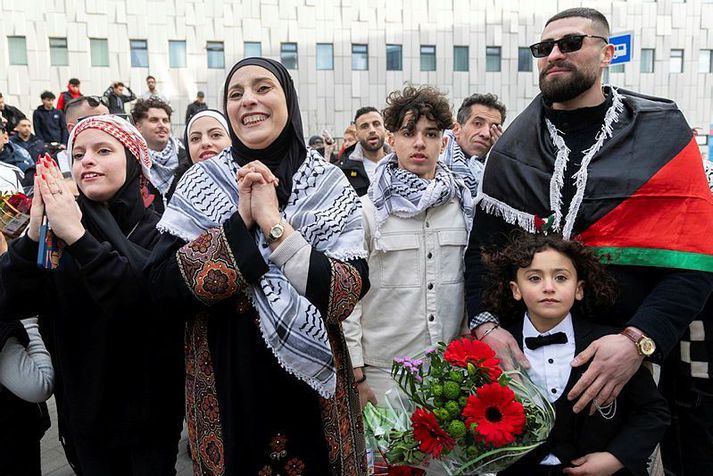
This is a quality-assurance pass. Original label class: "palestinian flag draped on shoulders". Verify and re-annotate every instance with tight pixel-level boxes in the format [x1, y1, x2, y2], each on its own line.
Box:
[478, 85, 713, 272]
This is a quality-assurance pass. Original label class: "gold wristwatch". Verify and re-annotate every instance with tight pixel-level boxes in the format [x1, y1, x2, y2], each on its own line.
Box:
[266, 219, 286, 244]
[620, 327, 656, 357]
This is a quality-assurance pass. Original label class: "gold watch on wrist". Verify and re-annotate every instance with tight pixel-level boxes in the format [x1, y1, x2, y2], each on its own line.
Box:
[620, 327, 656, 357]
[266, 219, 286, 244]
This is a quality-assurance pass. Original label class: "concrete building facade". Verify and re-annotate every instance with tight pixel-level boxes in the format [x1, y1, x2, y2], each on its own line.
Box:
[1, 0, 711, 155]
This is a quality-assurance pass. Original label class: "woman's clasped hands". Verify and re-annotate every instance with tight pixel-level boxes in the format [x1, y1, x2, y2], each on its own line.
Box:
[236, 160, 282, 234]
[28, 156, 84, 246]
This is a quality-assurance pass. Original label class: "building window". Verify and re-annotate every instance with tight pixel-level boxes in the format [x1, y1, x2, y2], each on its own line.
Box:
[280, 43, 298, 69]
[352, 44, 368, 70]
[49, 37, 68, 66]
[453, 46, 469, 72]
[386, 44, 402, 71]
[316, 43, 334, 70]
[670, 49, 684, 73]
[90, 38, 109, 67]
[130, 39, 148, 67]
[244, 41, 262, 58]
[699, 49, 713, 73]
[610, 63, 625, 73]
[207, 41, 224, 69]
[169, 40, 187, 68]
[518, 47, 532, 72]
[486, 46, 501, 72]
[420, 45, 436, 71]
[641, 48, 655, 73]
[7, 36, 27, 65]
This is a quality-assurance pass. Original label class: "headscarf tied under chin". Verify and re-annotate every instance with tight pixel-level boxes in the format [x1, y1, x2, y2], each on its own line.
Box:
[66, 115, 154, 271]
[223, 57, 306, 207]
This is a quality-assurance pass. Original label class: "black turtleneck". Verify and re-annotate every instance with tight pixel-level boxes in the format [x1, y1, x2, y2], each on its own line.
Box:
[543, 92, 612, 209]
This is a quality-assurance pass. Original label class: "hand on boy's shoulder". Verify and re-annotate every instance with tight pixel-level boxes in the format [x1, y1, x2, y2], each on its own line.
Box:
[567, 333, 644, 415]
[563, 451, 624, 476]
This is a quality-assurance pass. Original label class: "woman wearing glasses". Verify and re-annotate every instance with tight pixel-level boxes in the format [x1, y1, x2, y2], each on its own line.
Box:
[147, 58, 370, 475]
[0, 116, 184, 475]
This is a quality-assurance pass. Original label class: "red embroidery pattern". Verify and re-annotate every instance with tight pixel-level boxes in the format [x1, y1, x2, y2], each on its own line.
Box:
[177, 227, 248, 305]
[327, 261, 362, 324]
[285, 458, 306, 476]
[185, 313, 225, 475]
[320, 322, 368, 475]
[262, 432, 307, 476]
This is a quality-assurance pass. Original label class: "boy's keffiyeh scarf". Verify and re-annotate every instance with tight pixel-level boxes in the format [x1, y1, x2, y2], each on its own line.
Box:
[479, 85, 713, 272]
[148, 136, 181, 195]
[369, 152, 474, 239]
[158, 149, 366, 398]
[441, 129, 482, 198]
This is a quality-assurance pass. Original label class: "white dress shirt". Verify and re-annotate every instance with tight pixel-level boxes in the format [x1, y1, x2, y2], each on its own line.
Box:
[523, 313, 576, 466]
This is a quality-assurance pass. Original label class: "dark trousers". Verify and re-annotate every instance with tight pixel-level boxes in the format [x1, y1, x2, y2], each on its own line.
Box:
[73, 434, 180, 476]
[660, 377, 713, 476]
[0, 439, 40, 476]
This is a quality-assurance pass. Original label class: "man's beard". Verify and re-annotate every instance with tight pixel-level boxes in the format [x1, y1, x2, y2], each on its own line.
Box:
[539, 62, 597, 104]
[359, 135, 384, 153]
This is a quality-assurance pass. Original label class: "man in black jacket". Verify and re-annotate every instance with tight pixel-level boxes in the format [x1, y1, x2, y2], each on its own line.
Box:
[0, 93, 26, 133]
[466, 8, 713, 474]
[337, 106, 388, 196]
[9, 118, 47, 163]
[184, 91, 207, 124]
[103, 81, 137, 114]
[31, 91, 68, 146]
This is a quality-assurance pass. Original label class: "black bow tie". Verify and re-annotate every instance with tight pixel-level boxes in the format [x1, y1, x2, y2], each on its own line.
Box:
[525, 332, 568, 350]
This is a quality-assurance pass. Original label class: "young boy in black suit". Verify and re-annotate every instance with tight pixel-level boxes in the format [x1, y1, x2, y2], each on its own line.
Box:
[483, 234, 670, 476]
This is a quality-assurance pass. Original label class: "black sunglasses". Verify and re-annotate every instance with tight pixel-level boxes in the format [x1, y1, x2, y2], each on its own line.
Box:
[529, 34, 608, 58]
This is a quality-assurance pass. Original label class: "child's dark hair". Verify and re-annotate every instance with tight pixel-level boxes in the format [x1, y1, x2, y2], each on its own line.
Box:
[382, 85, 453, 133]
[482, 233, 617, 323]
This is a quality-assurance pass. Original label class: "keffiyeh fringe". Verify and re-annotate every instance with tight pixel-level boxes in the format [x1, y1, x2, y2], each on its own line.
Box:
[158, 149, 366, 398]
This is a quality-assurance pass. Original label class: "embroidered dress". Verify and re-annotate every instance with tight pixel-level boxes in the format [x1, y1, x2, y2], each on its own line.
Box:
[147, 57, 369, 476]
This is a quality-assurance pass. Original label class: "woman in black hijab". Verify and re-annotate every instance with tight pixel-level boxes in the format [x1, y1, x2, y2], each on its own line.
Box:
[148, 58, 370, 475]
[0, 116, 184, 475]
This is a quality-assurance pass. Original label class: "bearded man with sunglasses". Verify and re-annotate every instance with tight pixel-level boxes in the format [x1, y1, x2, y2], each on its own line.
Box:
[466, 8, 713, 474]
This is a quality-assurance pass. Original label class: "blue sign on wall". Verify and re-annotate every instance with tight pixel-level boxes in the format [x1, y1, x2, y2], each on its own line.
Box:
[609, 32, 633, 65]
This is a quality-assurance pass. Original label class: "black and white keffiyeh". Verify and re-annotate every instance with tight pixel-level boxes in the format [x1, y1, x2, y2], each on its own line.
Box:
[368, 152, 474, 239]
[440, 129, 483, 198]
[158, 148, 367, 398]
[148, 136, 181, 195]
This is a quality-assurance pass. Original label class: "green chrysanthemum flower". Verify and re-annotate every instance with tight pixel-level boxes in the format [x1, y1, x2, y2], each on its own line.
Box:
[447, 420, 466, 439]
[458, 396, 468, 407]
[443, 381, 460, 400]
[466, 445, 479, 458]
[448, 370, 464, 383]
[432, 383, 443, 398]
[445, 400, 461, 418]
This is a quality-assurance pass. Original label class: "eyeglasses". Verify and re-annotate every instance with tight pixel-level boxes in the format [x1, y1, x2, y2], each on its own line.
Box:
[529, 34, 609, 58]
[65, 95, 109, 111]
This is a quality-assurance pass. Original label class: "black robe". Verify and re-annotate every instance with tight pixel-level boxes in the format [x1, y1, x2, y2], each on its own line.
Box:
[0, 208, 184, 451]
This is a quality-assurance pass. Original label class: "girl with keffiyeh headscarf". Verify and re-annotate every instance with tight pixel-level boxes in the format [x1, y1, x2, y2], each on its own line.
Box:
[0, 116, 185, 475]
[147, 58, 370, 475]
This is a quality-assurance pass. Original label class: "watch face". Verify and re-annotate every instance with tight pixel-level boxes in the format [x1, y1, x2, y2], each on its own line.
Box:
[640, 337, 656, 356]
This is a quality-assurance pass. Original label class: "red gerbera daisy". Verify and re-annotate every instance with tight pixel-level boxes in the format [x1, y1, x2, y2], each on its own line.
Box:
[410, 408, 455, 458]
[462, 383, 526, 448]
[387, 465, 426, 476]
[443, 337, 502, 381]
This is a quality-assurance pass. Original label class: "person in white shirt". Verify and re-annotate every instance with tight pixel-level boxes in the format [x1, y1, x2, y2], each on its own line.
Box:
[141, 75, 168, 103]
[483, 233, 669, 476]
[343, 86, 473, 408]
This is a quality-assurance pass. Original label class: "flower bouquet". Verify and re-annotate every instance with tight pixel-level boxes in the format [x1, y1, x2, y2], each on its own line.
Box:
[0, 192, 32, 239]
[363, 337, 555, 475]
